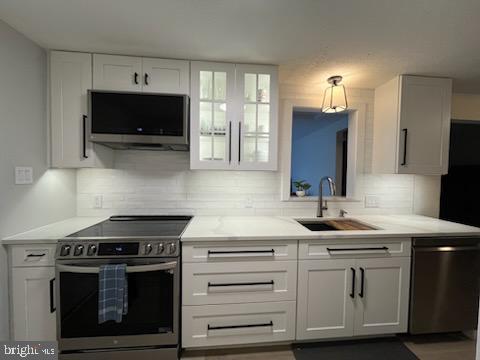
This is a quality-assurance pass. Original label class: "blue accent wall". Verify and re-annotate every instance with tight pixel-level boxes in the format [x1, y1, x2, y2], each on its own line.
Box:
[291, 112, 348, 196]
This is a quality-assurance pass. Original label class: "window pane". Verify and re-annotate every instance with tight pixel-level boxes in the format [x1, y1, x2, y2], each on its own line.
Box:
[244, 104, 256, 133]
[258, 74, 270, 103]
[213, 103, 226, 132]
[257, 135, 270, 162]
[213, 135, 226, 160]
[244, 73, 257, 102]
[257, 104, 270, 133]
[200, 102, 212, 133]
[243, 135, 256, 162]
[200, 71, 213, 100]
[199, 135, 212, 160]
[214, 72, 226, 100]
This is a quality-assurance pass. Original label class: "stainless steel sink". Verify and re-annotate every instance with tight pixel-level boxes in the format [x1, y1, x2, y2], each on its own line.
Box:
[296, 218, 378, 231]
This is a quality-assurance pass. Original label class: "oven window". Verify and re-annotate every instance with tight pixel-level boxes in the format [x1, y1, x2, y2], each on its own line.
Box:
[60, 269, 174, 338]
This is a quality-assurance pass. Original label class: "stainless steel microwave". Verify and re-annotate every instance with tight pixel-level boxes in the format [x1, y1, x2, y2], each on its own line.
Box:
[88, 90, 189, 150]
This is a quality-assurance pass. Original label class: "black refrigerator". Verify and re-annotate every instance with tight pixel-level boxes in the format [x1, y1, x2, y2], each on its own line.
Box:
[440, 121, 480, 226]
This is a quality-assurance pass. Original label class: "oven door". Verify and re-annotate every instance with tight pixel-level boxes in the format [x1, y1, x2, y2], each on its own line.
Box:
[56, 258, 179, 351]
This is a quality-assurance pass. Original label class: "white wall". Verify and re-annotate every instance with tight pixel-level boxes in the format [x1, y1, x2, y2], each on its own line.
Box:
[77, 85, 439, 218]
[0, 20, 77, 340]
[452, 93, 480, 121]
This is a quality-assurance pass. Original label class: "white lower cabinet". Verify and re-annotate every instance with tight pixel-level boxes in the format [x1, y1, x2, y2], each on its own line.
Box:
[353, 257, 411, 336]
[182, 301, 296, 348]
[183, 260, 297, 305]
[296, 259, 356, 340]
[296, 256, 411, 340]
[11, 266, 56, 341]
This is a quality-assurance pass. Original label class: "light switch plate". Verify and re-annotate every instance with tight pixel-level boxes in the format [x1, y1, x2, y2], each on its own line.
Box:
[93, 195, 103, 209]
[15, 167, 33, 185]
[365, 195, 380, 208]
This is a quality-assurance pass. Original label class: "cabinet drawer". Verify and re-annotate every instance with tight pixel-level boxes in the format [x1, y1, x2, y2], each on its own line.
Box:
[183, 261, 297, 305]
[11, 245, 56, 267]
[182, 301, 296, 348]
[182, 241, 297, 263]
[299, 238, 411, 260]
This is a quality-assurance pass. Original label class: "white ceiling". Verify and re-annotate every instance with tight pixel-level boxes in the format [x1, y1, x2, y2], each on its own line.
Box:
[1, 0, 479, 92]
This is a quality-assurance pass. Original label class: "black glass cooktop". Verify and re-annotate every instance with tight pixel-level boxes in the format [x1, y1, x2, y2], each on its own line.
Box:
[67, 215, 192, 238]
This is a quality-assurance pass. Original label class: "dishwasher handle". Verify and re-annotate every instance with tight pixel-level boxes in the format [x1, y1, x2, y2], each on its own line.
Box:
[414, 245, 480, 252]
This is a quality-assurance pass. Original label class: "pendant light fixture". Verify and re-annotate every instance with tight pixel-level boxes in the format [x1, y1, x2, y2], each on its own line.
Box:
[322, 75, 348, 113]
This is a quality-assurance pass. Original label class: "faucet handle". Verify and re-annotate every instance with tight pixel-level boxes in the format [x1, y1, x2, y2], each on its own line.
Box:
[339, 209, 348, 217]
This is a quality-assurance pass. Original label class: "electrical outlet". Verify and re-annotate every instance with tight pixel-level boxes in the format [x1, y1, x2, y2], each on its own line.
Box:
[245, 197, 254, 208]
[93, 195, 103, 209]
[15, 167, 33, 185]
[365, 195, 380, 208]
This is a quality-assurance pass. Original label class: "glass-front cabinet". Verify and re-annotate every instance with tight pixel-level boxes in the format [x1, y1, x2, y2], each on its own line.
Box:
[237, 64, 278, 170]
[190, 62, 278, 170]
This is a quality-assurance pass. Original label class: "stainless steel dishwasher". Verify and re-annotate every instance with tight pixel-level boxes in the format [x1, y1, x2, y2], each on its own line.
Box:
[409, 237, 480, 334]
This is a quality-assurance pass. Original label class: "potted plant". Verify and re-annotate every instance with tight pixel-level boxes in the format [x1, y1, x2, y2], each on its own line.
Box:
[293, 180, 312, 197]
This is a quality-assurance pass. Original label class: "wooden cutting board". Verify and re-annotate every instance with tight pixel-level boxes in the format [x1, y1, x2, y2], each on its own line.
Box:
[324, 220, 376, 230]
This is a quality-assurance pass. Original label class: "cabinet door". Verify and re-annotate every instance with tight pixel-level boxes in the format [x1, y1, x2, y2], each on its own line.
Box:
[398, 76, 452, 175]
[50, 51, 95, 167]
[190, 62, 236, 169]
[236, 64, 278, 171]
[11, 267, 56, 341]
[354, 257, 410, 336]
[296, 259, 355, 340]
[93, 54, 142, 91]
[142, 58, 189, 94]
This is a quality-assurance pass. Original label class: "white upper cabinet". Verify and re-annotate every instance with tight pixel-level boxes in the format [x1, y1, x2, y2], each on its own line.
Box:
[190, 62, 236, 169]
[142, 58, 189, 94]
[93, 54, 142, 91]
[190, 62, 278, 170]
[236, 64, 278, 171]
[50, 51, 113, 168]
[93, 54, 189, 94]
[373, 75, 452, 175]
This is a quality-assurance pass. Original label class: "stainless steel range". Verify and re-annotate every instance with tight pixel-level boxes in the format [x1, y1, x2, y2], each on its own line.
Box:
[55, 215, 192, 360]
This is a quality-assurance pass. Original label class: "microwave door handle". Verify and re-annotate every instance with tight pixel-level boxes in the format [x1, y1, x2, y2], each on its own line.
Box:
[57, 261, 177, 274]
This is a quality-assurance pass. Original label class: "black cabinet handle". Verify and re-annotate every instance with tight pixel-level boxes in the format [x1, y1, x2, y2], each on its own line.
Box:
[49, 278, 56, 313]
[359, 267, 365, 298]
[208, 249, 275, 255]
[208, 321, 273, 331]
[82, 115, 88, 159]
[326, 247, 389, 252]
[27, 253, 46, 257]
[401, 128, 408, 166]
[134, 72, 139, 85]
[238, 122, 242, 164]
[144, 73, 149, 85]
[208, 280, 274, 288]
[350, 267, 356, 299]
[228, 121, 232, 164]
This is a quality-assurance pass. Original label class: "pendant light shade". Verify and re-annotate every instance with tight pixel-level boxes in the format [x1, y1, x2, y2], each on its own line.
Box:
[322, 75, 348, 113]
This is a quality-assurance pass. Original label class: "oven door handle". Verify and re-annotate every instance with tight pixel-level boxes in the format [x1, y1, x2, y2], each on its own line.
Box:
[56, 261, 177, 274]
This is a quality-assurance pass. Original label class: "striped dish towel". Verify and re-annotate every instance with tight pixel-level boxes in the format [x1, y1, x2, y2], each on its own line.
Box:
[98, 264, 128, 324]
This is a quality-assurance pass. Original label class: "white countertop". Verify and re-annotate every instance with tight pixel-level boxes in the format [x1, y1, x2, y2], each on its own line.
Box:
[1, 217, 107, 244]
[3, 214, 480, 245]
[181, 215, 480, 242]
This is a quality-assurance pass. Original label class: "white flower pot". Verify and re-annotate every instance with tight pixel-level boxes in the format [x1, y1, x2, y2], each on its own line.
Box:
[296, 190, 306, 197]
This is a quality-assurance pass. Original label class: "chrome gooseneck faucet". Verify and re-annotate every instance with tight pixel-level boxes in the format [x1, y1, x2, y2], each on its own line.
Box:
[317, 176, 336, 217]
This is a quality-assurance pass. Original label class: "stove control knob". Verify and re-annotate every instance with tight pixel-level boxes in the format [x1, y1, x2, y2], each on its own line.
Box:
[167, 242, 177, 255]
[157, 243, 165, 254]
[60, 244, 71, 256]
[87, 244, 97, 256]
[145, 243, 153, 255]
[74, 245, 84, 256]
